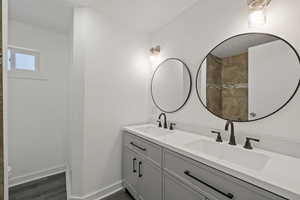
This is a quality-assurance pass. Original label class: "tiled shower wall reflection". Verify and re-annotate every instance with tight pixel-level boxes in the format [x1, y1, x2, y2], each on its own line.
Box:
[207, 53, 248, 121]
[206, 55, 223, 117]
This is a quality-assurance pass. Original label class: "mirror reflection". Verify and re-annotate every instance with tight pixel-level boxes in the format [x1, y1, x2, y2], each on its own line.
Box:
[151, 58, 192, 113]
[196, 33, 300, 121]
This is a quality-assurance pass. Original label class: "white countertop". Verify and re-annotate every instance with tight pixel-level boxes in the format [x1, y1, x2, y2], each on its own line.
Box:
[124, 124, 300, 200]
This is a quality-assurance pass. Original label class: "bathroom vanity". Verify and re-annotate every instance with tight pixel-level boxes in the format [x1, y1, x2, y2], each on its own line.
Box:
[122, 124, 300, 200]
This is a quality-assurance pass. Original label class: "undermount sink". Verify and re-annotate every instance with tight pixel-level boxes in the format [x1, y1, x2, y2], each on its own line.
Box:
[184, 139, 270, 171]
[135, 125, 172, 138]
[183, 140, 224, 158]
[132, 125, 270, 171]
[135, 125, 201, 145]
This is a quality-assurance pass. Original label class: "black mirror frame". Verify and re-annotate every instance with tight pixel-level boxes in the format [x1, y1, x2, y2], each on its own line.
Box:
[151, 58, 192, 113]
[195, 32, 300, 122]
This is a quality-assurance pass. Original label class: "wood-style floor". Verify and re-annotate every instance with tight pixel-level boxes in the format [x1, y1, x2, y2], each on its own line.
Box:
[9, 173, 67, 200]
[102, 190, 133, 200]
[9, 172, 133, 200]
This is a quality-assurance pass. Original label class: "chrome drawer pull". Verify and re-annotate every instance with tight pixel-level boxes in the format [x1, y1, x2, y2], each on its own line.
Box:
[184, 170, 234, 199]
[130, 142, 146, 151]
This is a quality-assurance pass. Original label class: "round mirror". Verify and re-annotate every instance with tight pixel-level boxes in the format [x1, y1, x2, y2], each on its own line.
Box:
[151, 58, 192, 113]
[196, 33, 300, 122]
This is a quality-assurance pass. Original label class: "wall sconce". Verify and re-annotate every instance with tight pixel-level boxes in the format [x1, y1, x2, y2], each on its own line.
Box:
[149, 45, 161, 62]
[247, 0, 271, 27]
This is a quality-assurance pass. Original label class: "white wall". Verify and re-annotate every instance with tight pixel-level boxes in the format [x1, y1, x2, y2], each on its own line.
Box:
[69, 8, 85, 196]
[70, 7, 151, 197]
[150, 0, 300, 154]
[3, 0, 10, 198]
[7, 20, 70, 184]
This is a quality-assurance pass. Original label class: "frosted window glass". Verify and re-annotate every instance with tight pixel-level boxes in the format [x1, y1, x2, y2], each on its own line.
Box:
[15, 53, 35, 71]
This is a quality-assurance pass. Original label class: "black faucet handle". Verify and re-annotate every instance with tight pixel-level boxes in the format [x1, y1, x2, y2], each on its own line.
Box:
[211, 131, 222, 143]
[157, 120, 162, 128]
[244, 137, 260, 150]
[169, 123, 176, 130]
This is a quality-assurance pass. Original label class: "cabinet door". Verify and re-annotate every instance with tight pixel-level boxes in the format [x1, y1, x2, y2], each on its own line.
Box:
[164, 174, 206, 200]
[123, 147, 138, 198]
[137, 158, 162, 200]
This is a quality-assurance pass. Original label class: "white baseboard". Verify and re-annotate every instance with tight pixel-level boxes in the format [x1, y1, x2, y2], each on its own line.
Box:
[9, 165, 66, 187]
[65, 165, 72, 200]
[70, 181, 123, 200]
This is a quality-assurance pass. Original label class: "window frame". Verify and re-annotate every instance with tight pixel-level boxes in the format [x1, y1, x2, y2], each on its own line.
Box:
[7, 46, 45, 80]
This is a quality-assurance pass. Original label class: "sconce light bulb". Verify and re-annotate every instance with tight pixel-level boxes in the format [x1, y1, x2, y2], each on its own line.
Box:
[248, 8, 267, 27]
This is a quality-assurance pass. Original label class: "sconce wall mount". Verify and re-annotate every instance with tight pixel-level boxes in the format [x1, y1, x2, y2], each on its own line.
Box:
[149, 45, 161, 63]
[150, 46, 161, 55]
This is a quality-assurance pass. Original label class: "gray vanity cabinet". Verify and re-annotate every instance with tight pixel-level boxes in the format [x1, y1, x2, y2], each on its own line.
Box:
[123, 132, 287, 200]
[123, 132, 162, 200]
[123, 147, 139, 198]
[137, 157, 162, 200]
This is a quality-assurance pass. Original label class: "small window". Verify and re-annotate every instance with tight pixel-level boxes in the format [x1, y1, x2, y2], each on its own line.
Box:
[7, 46, 43, 79]
[15, 52, 36, 71]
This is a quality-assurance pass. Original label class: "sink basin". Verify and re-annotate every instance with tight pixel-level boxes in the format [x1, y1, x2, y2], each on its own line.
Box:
[160, 131, 203, 146]
[184, 140, 224, 158]
[135, 125, 201, 146]
[222, 147, 270, 171]
[184, 140, 270, 171]
[135, 126, 172, 138]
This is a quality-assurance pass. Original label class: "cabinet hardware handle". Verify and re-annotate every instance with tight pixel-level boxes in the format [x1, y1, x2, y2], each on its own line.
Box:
[132, 158, 137, 173]
[130, 142, 146, 151]
[138, 161, 143, 178]
[184, 170, 234, 199]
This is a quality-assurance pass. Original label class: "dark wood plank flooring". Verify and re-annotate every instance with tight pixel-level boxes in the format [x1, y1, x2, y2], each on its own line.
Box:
[102, 190, 133, 200]
[9, 172, 67, 200]
[9, 172, 132, 200]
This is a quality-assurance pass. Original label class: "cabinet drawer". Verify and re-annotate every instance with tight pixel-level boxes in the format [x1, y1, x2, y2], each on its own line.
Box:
[164, 172, 206, 200]
[124, 132, 162, 166]
[164, 150, 287, 200]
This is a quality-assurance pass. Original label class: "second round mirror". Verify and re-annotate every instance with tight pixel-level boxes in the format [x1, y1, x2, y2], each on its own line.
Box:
[196, 33, 300, 122]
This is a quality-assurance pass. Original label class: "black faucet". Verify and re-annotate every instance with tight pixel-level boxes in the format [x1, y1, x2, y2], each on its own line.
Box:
[225, 120, 236, 145]
[158, 113, 168, 129]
